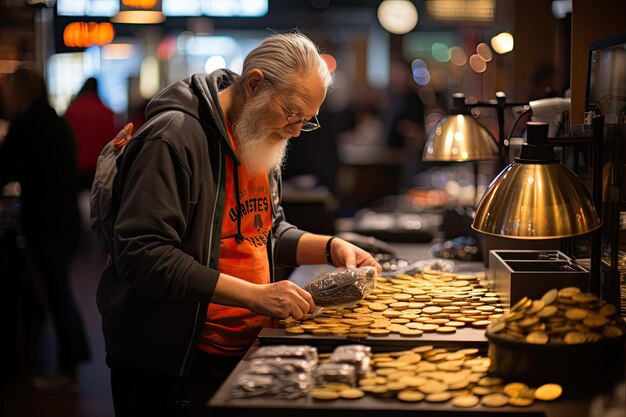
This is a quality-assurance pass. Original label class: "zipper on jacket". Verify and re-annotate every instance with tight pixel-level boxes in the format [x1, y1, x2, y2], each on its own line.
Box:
[179, 139, 223, 376]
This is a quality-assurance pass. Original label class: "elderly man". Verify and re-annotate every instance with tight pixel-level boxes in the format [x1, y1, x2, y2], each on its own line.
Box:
[99, 32, 381, 416]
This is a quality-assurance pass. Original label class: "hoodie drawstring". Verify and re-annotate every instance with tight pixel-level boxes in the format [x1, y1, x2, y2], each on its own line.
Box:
[233, 161, 244, 244]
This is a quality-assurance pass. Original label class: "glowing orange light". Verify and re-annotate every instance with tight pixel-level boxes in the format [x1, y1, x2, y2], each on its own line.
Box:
[122, 0, 157, 9]
[63, 22, 115, 48]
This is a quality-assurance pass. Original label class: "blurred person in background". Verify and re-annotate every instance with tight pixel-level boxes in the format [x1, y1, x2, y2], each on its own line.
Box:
[0, 67, 90, 394]
[99, 32, 381, 417]
[64, 77, 117, 190]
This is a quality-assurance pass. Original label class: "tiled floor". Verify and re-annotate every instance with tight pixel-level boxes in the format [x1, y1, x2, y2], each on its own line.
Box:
[0, 244, 115, 417]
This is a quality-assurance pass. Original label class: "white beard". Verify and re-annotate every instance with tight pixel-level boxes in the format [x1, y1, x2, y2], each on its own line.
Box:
[233, 90, 288, 176]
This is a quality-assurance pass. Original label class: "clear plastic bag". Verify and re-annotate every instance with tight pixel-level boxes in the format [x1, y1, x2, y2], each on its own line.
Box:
[303, 266, 377, 307]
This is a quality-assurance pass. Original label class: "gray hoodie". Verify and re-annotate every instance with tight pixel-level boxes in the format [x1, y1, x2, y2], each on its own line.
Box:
[97, 70, 305, 375]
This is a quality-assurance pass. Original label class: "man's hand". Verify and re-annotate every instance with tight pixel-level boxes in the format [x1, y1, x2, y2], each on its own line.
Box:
[212, 274, 315, 319]
[250, 281, 316, 319]
[329, 238, 382, 274]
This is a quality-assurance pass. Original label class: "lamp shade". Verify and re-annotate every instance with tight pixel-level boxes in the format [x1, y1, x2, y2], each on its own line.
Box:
[423, 114, 499, 162]
[471, 122, 601, 239]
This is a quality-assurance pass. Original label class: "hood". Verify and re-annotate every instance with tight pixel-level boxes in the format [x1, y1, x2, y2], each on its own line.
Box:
[144, 69, 239, 161]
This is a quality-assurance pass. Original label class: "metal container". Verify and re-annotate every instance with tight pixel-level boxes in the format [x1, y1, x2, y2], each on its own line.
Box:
[487, 250, 589, 309]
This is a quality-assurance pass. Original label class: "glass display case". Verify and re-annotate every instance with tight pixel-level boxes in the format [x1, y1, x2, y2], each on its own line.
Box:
[586, 33, 626, 315]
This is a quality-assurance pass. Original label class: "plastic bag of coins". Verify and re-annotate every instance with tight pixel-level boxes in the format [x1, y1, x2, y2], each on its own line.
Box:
[486, 287, 626, 395]
[304, 266, 377, 307]
[232, 357, 314, 400]
[280, 270, 501, 339]
[313, 362, 357, 387]
[250, 345, 318, 366]
[328, 344, 372, 375]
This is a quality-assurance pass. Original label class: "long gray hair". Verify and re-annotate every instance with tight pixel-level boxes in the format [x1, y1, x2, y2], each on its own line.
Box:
[236, 32, 332, 94]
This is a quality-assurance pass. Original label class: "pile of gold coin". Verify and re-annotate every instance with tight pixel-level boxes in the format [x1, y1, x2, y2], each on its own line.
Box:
[281, 271, 503, 339]
[487, 287, 624, 344]
[311, 346, 563, 407]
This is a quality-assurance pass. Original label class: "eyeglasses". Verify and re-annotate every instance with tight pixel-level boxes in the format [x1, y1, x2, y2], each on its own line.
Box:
[265, 77, 321, 132]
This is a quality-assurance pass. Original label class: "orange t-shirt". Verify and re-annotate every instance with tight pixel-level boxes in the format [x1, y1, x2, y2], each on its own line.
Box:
[199, 120, 272, 356]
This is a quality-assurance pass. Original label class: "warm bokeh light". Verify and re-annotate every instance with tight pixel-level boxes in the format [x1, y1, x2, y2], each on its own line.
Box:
[490, 32, 514, 54]
[476, 42, 492, 62]
[63, 22, 115, 48]
[377, 0, 418, 35]
[111, 10, 165, 23]
[102, 43, 134, 60]
[431, 42, 451, 62]
[449, 46, 467, 66]
[140, 56, 160, 99]
[469, 54, 487, 73]
[320, 53, 337, 73]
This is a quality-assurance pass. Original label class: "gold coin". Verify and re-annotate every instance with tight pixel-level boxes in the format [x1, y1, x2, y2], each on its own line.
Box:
[526, 300, 545, 315]
[390, 318, 411, 324]
[435, 326, 457, 334]
[564, 331, 587, 344]
[509, 396, 535, 406]
[518, 316, 540, 328]
[481, 393, 510, 407]
[448, 380, 470, 390]
[487, 321, 506, 334]
[422, 306, 444, 314]
[358, 378, 377, 386]
[471, 386, 493, 396]
[478, 377, 504, 387]
[411, 345, 434, 353]
[415, 323, 439, 332]
[324, 383, 353, 392]
[369, 328, 391, 336]
[511, 296, 530, 312]
[311, 328, 331, 336]
[347, 333, 369, 339]
[456, 348, 479, 356]
[558, 287, 581, 298]
[398, 376, 428, 387]
[583, 314, 608, 329]
[400, 328, 424, 337]
[310, 388, 339, 400]
[418, 381, 448, 394]
[537, 305, 558, 318]
[565, 308, 588, 321]
[368, 303, 388, 311]
[541, 289, 558, 305]
[390, 302, 410, 310]
[339, 388, 365, 399]
[526, 331, 549, 344]
[534, 383, 563, 401]
[360, 385, 388, 394]
[503, 382, 529, 398]
[451, 394, 480, 408]
[600, 304, 618, 317]
[285, 326, 305, 334]
[425, 392, 452, 403]
[603, 325, 623, 338]
[397, 389, 425, 402]
[572, 293, 597, 304]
